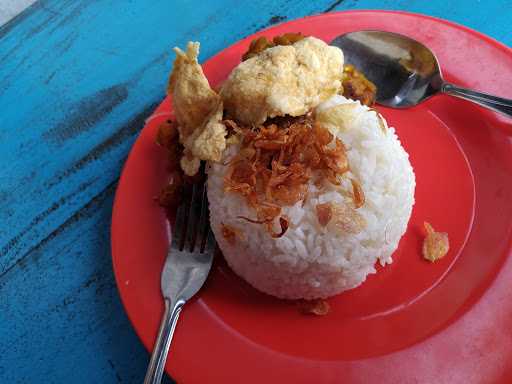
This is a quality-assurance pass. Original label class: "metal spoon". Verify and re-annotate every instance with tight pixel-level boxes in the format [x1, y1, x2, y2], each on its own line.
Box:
[331, 30, 512, 117]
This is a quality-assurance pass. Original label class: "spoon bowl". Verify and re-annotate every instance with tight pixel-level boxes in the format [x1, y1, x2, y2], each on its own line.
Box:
[331, 31, 512, 117]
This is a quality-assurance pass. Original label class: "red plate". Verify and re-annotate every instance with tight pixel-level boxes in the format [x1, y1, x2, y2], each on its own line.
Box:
[112, 11, 512, 383]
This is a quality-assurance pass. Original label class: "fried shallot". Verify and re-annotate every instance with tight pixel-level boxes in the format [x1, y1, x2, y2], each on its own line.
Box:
[224, 116, 353, 235]
[316, 203, 333, 227]
[351, 178, 365, 209]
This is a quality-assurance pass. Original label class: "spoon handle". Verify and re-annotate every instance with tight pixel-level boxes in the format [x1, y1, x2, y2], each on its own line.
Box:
[441, 83, 512, 118]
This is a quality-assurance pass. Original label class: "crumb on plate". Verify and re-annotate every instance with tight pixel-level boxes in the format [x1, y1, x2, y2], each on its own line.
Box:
[297, 299, 330, 316]
[422, 221, 449, 262]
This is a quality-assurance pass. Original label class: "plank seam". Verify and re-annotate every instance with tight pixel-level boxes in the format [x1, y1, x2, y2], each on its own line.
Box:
[323, 0, 345, 13]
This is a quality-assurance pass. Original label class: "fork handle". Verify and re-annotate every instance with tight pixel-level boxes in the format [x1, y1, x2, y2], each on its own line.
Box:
[144, 298, 185, 384]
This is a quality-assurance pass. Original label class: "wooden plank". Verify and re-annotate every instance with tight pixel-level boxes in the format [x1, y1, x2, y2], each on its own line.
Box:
[0, 185, 148, 382]
[0, 0, 510, 382]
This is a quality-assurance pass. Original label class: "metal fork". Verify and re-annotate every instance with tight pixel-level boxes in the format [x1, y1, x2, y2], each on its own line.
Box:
[144, 181, 215, 384]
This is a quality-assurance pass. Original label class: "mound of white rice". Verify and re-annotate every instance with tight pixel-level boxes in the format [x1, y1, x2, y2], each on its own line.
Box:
[207, 95, 415, 299]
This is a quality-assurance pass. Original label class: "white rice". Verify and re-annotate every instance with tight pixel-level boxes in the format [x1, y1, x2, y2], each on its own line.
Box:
[207, 95, 415, 299]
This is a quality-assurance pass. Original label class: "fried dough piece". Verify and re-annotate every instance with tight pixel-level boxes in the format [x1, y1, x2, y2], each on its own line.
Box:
[168, 42, 219, 138]
[220, 37, 344, 126]
[168, 42, 227, 175]
[185, 100, 226, 163]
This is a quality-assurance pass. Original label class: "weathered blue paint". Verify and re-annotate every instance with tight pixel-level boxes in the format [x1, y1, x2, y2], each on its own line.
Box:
[0, 0, 509, 382]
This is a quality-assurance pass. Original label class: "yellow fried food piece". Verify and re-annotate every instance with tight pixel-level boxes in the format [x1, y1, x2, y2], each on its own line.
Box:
[221, 37, 344, 126]
[342, 64, 377, 106]
[185, 100, 226, 163]
[168, 42, 219, 138]
[168, 42, 227, 175]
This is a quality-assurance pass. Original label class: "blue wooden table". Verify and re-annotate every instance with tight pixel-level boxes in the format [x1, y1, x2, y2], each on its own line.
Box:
[0, 1, 510, 382]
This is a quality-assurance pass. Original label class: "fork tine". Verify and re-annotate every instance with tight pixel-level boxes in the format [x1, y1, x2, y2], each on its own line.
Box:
[170, 172, 215, 253]
[186, 182, 205, 252]
[176, 183, 193, 251]
[171, 200, 186, 249]
[197, 184, 211, 253]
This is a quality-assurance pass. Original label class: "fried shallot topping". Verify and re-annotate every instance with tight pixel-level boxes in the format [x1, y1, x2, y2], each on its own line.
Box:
[316, 203, 333, 227]
[224, 116, 352, 235]
[422, 222, 450, 262]
[351, 178, 365, 208]
[274, 217, 289, 238]
[297, 299, 330, 316]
